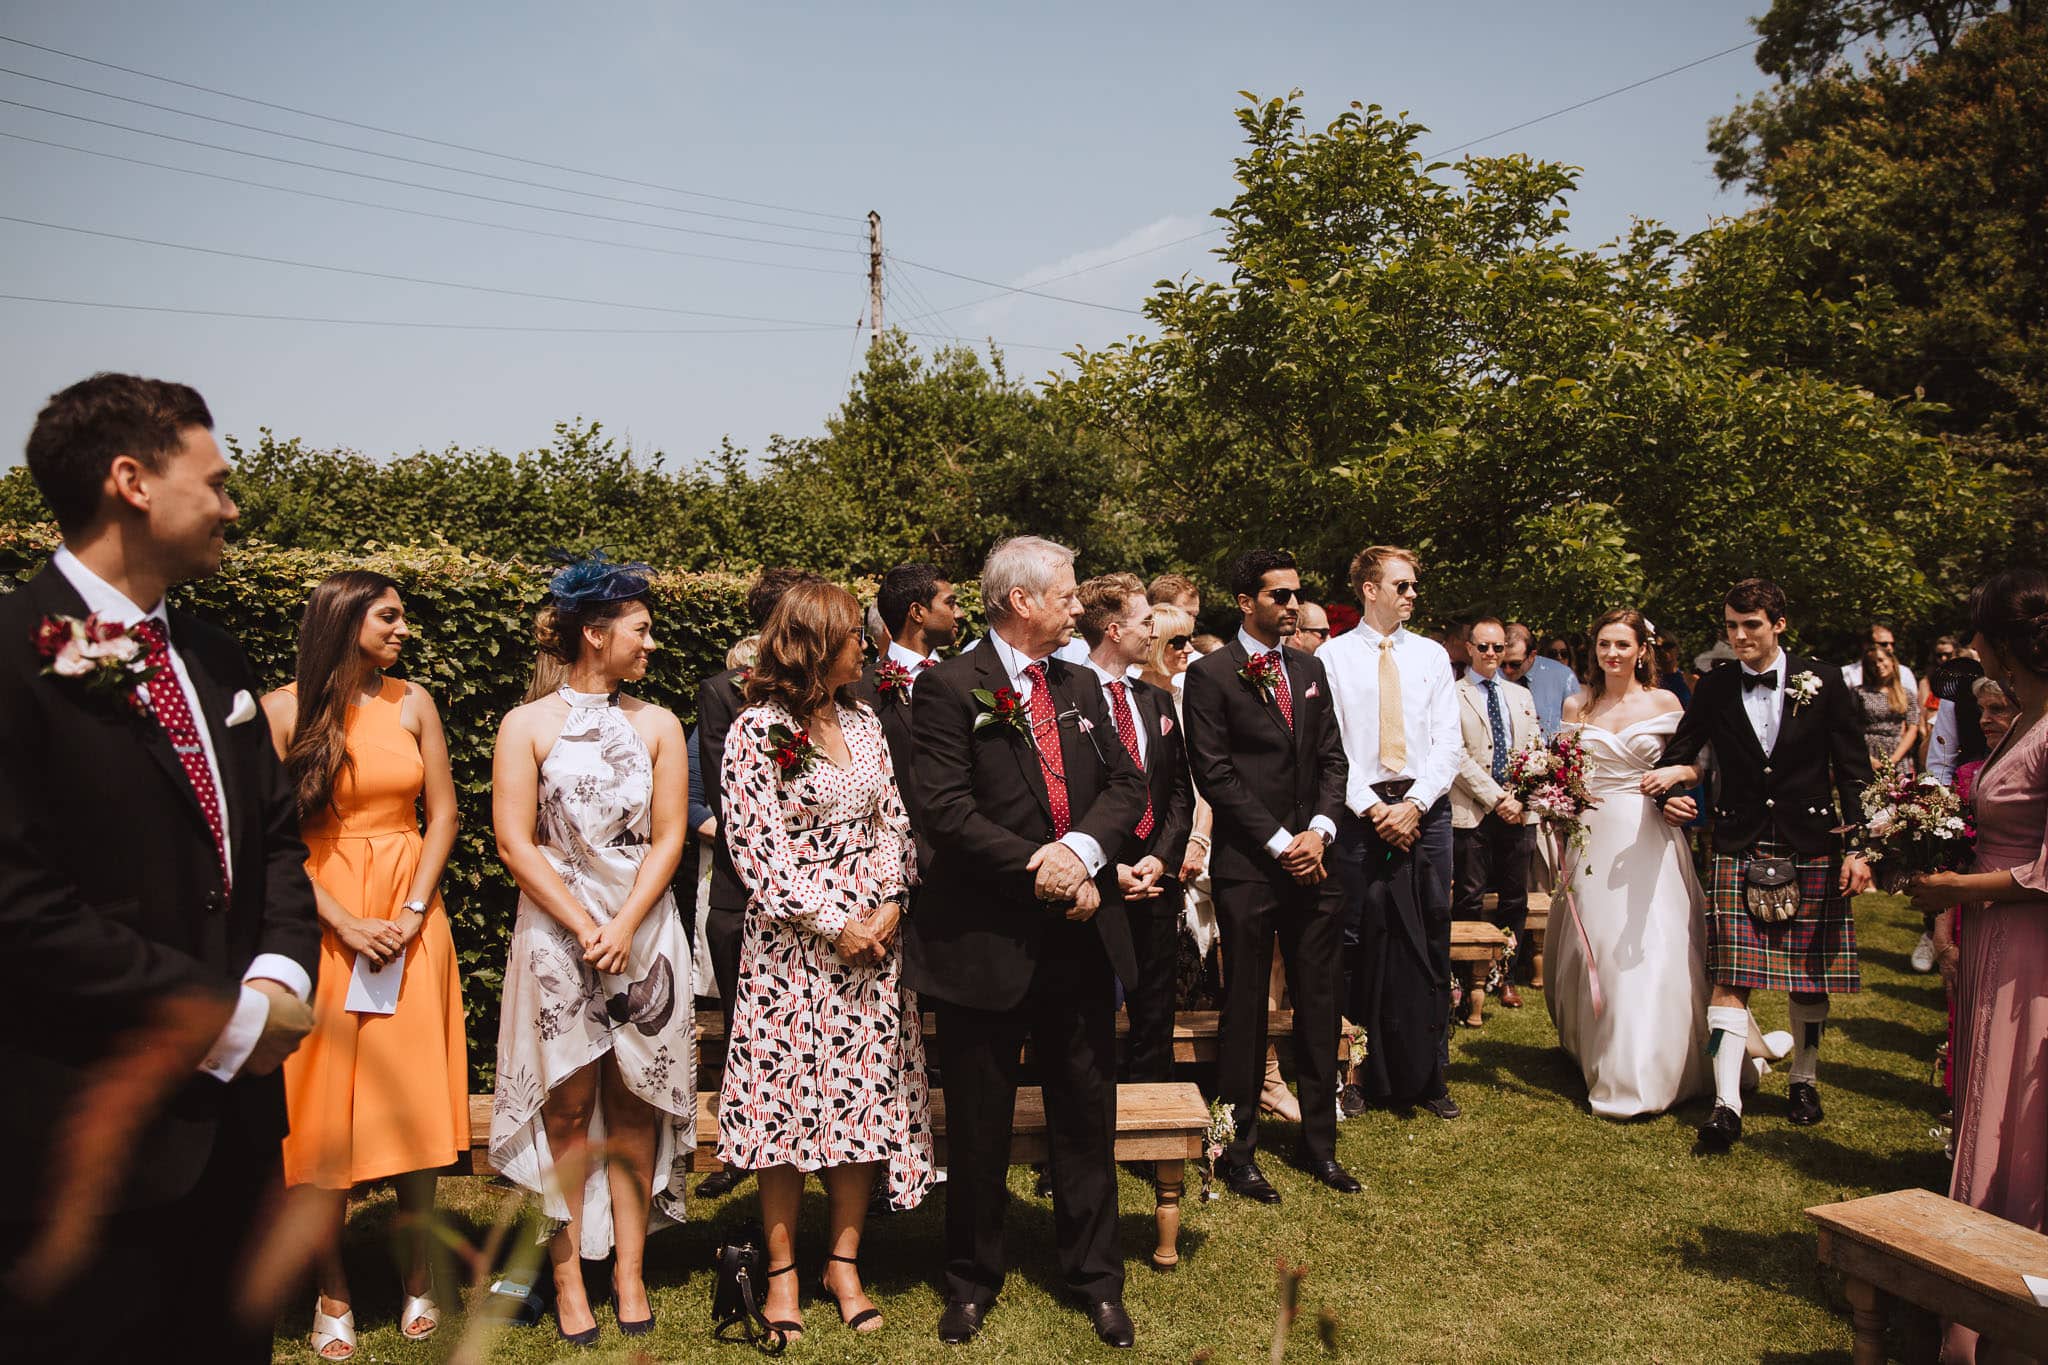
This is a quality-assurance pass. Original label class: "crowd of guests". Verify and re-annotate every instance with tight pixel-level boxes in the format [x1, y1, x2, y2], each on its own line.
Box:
[3, 372, 2045, 1364]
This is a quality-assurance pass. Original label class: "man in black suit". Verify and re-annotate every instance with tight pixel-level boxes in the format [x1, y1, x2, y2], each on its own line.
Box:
[904, 535, 1148, 1349]
[1646, 577, 1873, 1151]
[853, 562, 960, 846]
[1075, 573, 1194, 1084]
[0, 374, 320, 1363]
[693, 565, 818, 1199]
[1182, 550, 1359, 1201]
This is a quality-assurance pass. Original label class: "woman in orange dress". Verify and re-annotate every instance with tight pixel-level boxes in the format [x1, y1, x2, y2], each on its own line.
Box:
[261, 571, 467, 1361]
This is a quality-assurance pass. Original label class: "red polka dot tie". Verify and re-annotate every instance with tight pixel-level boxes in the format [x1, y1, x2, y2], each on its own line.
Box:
[1023, 663, 1071, 838]
[133, 619, 229, 889]
[1106, 680, 1155, 839]
[1267, 649, 1295, 729]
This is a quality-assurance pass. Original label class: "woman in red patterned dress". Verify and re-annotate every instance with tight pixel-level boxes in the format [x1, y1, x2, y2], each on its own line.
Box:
[718, 580, 933, 1340]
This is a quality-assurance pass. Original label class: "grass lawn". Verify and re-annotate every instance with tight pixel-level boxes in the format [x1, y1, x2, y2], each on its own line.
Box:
[282, 893, 1952, 1363]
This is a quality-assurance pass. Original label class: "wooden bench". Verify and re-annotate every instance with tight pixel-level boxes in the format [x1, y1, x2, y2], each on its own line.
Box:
[1475, 891, 1551, 986]
[468, 1081, 1211, 1271]
[1807, 1187, 2048, 1362]
[1451, 920, 1512, 1027]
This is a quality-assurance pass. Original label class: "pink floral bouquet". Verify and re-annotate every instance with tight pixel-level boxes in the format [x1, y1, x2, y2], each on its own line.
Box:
[1504, 730, 1595, 842]
[1860, 755, 1974, 892]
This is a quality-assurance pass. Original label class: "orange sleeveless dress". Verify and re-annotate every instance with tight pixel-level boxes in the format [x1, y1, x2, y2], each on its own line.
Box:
[280, 677, 470, 1189]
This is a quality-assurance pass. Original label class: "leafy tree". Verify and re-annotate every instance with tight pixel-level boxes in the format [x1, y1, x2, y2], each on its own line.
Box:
[1057, 93, 1999, 649]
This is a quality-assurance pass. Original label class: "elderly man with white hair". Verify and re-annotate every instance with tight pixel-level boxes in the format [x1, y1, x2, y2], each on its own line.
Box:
[903, 535, 1149, 1350]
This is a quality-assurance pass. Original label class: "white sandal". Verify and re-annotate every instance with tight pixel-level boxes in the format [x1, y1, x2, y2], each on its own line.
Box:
[309, 1300, 356, 1360]
[400, 1292, 441, 1341]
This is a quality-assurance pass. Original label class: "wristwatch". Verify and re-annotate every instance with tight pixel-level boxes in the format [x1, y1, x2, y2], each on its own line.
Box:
[1316, 827, 1335, 849]
[401, 898, 429, 915]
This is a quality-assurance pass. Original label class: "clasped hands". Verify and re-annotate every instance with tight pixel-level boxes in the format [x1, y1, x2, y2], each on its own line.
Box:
[1118, 855, 1168, 901]
[1028, 841, 1101, 920]
[835, 899, 903, 966]
[1368, 799, 1421, 853]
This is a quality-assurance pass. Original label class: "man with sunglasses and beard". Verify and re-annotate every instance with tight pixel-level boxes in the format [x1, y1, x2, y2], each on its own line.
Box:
[1322, 545, 1463, 1119]
[1183, 551, 1357, 1201]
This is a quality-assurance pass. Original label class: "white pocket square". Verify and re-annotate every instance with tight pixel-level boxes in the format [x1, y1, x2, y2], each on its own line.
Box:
[225, 689, 259, 726]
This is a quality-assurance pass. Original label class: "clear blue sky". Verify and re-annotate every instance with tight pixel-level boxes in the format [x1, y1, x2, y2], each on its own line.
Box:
[1, 0, 1768, 471]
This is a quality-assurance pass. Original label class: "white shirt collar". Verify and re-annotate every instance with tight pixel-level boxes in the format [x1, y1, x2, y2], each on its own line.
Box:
[1087, 657, 1133, 689]
[885, 640, 932, 674]
[986, 628, 1050, 689]
[1237, 626, 1285, 659]
[1353, 621, 1404, 648]
[52, 544, 167, 629]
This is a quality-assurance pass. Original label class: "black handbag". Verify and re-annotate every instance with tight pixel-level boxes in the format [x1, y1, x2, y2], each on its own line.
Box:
[1743, 855, 1802, 924]
[711, 1224, 787, 1355]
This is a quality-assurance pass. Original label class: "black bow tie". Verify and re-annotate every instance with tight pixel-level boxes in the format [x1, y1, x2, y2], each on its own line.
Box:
[1743, 669, 1778, 691]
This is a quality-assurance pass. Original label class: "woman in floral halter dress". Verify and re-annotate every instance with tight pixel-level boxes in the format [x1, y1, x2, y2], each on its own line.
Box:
[489, 557, 695, 1346]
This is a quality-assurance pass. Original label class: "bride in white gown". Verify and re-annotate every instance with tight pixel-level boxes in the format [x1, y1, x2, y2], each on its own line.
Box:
[1549, 610, 1713, 1118]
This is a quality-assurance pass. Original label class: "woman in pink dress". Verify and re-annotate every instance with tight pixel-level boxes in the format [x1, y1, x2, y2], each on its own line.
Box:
[718, 579, 933, 1341]
[1911, 568, 2048, 1365]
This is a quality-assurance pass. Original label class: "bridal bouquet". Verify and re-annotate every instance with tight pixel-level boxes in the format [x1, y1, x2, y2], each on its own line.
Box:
[1860, 755, 1974, 892]
[1504, 730, 1595, 843]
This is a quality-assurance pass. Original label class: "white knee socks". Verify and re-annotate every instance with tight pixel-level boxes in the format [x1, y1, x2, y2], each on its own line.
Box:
[1708, 1005, 1751, 1113]
[1787, 996, 1829, 1085]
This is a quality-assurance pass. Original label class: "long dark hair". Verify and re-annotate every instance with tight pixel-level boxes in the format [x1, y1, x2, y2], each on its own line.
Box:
[1970, 568, 2048, 679]
[286, 570, 401, 820]
[744, 580, 861, 717]
[1583, 608, 1655, 707]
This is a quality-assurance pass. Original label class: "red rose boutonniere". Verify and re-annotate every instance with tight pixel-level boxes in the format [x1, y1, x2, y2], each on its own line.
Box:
[34, 613, 159, 711]
[765, 722, 818, 780]
[973, 686, 1028, 736]
[875, 659, 915, 701]
[729, 666, 751, 693]
[1239, 652, 1282, 704]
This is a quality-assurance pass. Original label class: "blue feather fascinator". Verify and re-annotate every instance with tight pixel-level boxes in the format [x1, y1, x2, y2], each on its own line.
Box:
[547, 551, 652, 609]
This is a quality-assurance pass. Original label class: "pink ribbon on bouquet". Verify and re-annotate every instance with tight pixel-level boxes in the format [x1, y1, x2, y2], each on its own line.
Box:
[1550, 825, 1603, 1019]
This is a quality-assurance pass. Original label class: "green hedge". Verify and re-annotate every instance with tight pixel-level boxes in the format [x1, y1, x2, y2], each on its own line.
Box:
[0, 523, 754, 1082]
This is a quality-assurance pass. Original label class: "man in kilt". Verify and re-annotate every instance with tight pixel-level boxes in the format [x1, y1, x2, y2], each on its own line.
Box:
[1645, 578, 1873, 1151]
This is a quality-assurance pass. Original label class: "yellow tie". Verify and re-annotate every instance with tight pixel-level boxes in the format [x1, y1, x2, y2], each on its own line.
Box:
[1378, 636, 1408, 771]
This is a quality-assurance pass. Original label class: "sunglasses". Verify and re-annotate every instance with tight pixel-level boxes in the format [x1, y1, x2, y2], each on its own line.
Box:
[1471, 641, 1505, 654]
[1545, 647, 1572, 660]
[1264, 587, 1301, 605]
[1296, 626, 1330, 638]
[1165, 634, 1192, 651]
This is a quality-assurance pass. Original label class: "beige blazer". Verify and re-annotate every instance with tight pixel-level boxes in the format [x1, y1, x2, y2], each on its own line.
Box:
[1452, 674, 1542, 829]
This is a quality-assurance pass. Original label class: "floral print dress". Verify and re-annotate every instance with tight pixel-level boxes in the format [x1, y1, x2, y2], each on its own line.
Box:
[491, 686, 696, 1257]
[716, 700, 934, 1209]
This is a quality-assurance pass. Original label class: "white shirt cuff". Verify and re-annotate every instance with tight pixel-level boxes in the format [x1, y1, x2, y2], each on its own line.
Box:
[199, 954, 314, 1082]
[1265, 828, 1294, 858]
[1059, 831, 1107, 878]
[1309, 815, 1337, 842]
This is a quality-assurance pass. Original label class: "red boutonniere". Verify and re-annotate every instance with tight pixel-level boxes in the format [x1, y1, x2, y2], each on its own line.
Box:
[972, 686, 1028, 735]
[875, 659, 915, 700]
[34, 613, 159, 711]
[729, 667, 751, 693]
[765, 722, 818, 779]
[1239, 652, 1282, 703]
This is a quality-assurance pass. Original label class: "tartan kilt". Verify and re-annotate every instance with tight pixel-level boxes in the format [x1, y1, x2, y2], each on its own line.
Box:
[1705, 842, 1859, 994]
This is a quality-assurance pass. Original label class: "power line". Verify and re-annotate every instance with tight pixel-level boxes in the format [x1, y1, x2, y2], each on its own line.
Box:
[914, 227, 1222, 320]
[0, 31, 859, 223]
[0, 97, 862, 254]
[0, 292, 839, 334]
[0, 129, 859, 277]
[888, 253, 1148, 315]
[0, 213, 849, 325]
[1423, 37, 1764, 159]
[0, 291, 1069, 350]
[0, 64, 854, 237]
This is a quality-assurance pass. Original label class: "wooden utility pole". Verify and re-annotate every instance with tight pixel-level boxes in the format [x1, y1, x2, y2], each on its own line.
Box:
[867, 210, 884, 343]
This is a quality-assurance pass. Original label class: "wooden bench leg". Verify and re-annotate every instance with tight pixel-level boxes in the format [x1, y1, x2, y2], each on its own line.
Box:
[1842, 1276, 1888, 1365]
[1151, 1160, 1184, 1272]
[1530, 944, 1545, 989]
[1461, 964, 1486, 1026]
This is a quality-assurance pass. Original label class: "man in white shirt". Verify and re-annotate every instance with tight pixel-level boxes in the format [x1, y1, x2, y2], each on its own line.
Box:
[1320, 544, 1463, 1119]
[0, 374, 319, 1363]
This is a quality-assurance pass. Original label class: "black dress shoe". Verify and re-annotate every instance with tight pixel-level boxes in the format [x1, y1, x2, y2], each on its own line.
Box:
[1081, 1298, 1135, 1348]
[695, 1166, 750, 1198]
[1338, 1083, 1368, 1119]
[1292, 1148, 1362, 1194]
[1787, 1081, 1824, 1126]
[1218, 1158, 1281, 1205]
[1420, 1093, 1462, 1120]
[938, 1300, 989, 1344]
[1697, 1103, 1743, 1151]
